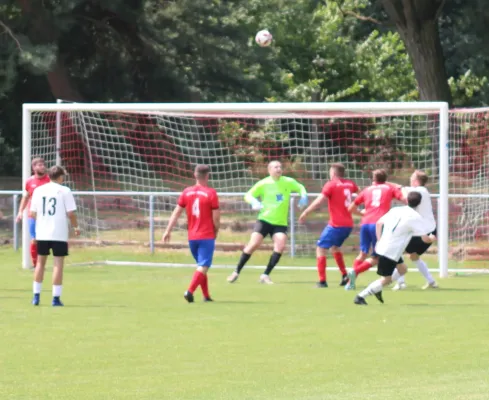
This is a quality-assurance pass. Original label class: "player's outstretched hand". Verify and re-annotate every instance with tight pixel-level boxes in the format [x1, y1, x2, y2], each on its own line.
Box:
[15, 213, 22, 223]
[298, 195, 308, 209]
[74, 227, 81, 236]
[298, 212, 307, 224]
[250, 198, 263, 211]
[162, 231, 171, 243]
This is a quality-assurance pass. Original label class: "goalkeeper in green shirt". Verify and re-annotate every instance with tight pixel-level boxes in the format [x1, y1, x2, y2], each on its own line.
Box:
[227, 161, 308, 284]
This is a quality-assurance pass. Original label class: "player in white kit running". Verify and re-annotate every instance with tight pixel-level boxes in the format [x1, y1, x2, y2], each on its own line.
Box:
[354, 191, 436, 305]
[392, 170, 438, 291]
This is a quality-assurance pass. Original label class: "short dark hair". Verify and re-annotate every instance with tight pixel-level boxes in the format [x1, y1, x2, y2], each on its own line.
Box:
[413, 170, 428, 186]
[49, 165, 67, 181]
[194, 164, 210, 179]
[373, 169, 387, 184]
[331, 163, 345, 177]
[407, 191, 422, 208]
[31, 157, 44, 168]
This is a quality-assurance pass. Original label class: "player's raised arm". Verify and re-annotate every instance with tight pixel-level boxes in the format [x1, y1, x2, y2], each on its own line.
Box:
[162, 205, 185, 243]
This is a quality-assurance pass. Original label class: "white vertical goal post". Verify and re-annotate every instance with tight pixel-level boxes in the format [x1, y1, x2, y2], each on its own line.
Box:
[22, 102, 450, 276]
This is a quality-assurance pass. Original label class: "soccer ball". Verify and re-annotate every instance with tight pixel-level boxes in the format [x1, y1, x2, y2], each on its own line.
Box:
[255, 30, 273, 47]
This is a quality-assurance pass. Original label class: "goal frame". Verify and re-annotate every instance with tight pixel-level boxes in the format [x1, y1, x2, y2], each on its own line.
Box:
[21, 102, 450, 277]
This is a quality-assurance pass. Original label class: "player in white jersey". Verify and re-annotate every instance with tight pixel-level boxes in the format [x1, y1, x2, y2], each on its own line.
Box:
[29, 166, 80, 306]
[354, 191, 436, 305]
[392, 170, 438, 291]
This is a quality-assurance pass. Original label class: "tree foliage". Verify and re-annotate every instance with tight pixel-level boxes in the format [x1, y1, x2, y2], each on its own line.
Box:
[1, 0, 489, 174]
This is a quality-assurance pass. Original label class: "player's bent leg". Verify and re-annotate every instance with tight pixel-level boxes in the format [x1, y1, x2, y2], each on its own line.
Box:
[316, 246, 328, 288]
[346, 255, 379, 291]
[353, 251, 368, 269]
[228, 232, 264, 283]
[260, 232, 286, 284]
[355, 256, 400, 305]
[197, 266, 213, 302]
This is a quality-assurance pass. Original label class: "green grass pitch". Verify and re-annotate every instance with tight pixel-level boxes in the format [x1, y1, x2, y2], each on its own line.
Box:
[0, 246, 488, 400]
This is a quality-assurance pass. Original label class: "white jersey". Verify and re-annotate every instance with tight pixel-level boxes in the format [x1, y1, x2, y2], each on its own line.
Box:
[375, 206, 428, 261]
[30, 182, 77, 242]
[402, 186, 436, 233]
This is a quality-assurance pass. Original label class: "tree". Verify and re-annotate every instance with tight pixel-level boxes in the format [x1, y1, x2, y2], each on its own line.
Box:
[380, 0, 452, 104]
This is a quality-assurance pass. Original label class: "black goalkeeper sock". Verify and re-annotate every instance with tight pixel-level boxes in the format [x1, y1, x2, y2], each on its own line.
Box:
[263, 252, 282, 275]
[236, 252, 252, 273]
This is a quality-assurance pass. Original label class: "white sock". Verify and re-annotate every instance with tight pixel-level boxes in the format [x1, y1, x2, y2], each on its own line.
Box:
[33, 282, 42, 294]
[397, 274, 406, 284]
[358, 279, 383, 298]
[53, 285, 62, 297]
[415, 259, 435, 284]
[392, 269, 401, 281]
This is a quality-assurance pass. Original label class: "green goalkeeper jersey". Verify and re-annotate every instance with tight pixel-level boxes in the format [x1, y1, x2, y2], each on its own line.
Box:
[245, 176, 307, 226]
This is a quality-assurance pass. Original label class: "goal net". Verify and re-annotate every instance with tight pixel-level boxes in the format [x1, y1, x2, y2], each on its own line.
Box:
[23, 102, 455, 274]
[449, 108, 489, 261]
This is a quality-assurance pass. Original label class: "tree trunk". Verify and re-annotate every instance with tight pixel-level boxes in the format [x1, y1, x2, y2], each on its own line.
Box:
[381, 0, 452, 105]
[17, 0, 84, 101]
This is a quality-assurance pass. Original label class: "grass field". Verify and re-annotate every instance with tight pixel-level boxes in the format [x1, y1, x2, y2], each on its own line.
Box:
[1, 246, 489, 400]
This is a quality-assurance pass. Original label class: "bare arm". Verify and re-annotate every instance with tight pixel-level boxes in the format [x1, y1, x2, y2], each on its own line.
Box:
[212, 209, 221, 237]
[67, 211, 81, 236]
[162, 205, 185, 242]
[348, 203, 364, 216]
[298, 194, 326, 222]
[16, 194, 30, 222]
[376, 220, 384, 240]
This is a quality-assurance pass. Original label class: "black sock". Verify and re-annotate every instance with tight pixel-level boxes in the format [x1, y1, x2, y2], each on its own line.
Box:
[236, 252, 251, 273]
[264, 252, 282, 275]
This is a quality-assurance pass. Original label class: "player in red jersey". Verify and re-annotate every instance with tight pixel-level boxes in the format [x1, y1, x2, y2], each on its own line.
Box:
[16, 157, 50, 268]
[162, 165, 220, 303]
[345, 169, 404, 290]
[299, 163, 358, 287]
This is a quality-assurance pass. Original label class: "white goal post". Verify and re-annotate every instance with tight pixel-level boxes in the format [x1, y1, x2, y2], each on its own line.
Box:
[22, 102, 450, 277]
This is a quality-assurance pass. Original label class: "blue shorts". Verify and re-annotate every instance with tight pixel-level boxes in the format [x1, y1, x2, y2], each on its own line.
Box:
[360, 224, 378, 256]
[189, 239, 215, 267]
[28, 218, 36, 240]
[317, 225, 352, 249]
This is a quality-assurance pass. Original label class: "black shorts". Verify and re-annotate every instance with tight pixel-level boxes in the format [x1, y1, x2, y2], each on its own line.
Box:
[405, 228, 437, 256]
[377, 255, 404, 277]
[37, 241, 69, 257]
[253, 220, 288, 238]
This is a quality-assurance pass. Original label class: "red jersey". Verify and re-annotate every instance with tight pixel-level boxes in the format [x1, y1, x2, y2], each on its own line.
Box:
[177, 185, 219, 240]
[354, 183, 403, 224]
[25, 174, 50, 209]
[322, 178, 359, 228]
